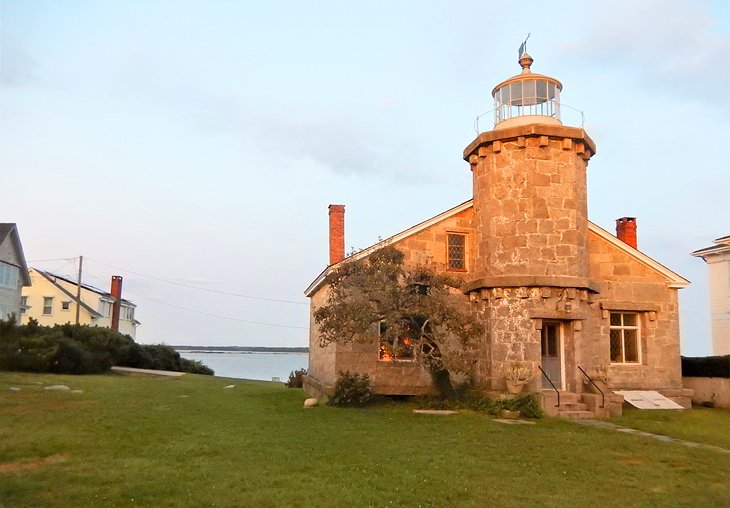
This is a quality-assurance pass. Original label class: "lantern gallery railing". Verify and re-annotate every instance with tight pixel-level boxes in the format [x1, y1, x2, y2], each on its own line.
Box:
[473, 104, 585, 134]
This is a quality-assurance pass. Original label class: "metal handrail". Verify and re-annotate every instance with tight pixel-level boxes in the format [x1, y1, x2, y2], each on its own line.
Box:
[538, 365, 559, 407]
[578, 365, 605, 408]
[473, 103, 585, 134]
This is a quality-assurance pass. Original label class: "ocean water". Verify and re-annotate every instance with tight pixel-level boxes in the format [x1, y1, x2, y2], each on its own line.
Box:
[179, 352, 308, 382]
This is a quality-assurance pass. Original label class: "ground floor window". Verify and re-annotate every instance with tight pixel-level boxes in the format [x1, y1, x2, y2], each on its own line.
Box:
[609, 312, 640, 363]
[378, 321, 415, 361]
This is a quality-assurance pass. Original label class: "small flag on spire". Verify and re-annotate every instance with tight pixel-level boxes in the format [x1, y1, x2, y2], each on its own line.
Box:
[518, 33, 531, 58]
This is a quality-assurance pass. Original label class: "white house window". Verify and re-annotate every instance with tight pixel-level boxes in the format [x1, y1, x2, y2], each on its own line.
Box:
[61, 301, 71, 311]
[20, 296, 28, 314]
[122, 306, 135, 321]
[43, 297, 54, 315]
[610, 312, 640, 363]
[99, 300, 113, 317]
[0, 262, 19, 289]
[447, 234, 466, 271]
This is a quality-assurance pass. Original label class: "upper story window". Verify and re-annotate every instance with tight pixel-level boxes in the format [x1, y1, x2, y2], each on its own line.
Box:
[122, 305, 135, 321]
[610, 312, 640, 363]
[447, 234, 466, 271]
[0, 262, 19, 289]
[99, 300, 113, 317]
[61, 301, 71, 311]
[43, 297, 54, 315]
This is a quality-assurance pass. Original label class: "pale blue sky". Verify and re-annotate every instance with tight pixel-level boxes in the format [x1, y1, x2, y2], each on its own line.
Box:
[1, 0, 728, 354]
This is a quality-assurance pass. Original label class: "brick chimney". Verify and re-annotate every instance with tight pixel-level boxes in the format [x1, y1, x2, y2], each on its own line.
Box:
[328, 204, 345, 265]
[616, 217, 637, 249]
[110, 276, 123, 332]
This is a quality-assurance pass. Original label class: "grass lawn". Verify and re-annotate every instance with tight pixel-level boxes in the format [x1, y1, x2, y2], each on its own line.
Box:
[612, 405, 730, 450]
[1, 371, 729, 507]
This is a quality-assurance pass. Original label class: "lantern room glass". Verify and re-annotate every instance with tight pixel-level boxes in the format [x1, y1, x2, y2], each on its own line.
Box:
[494, 78, 561, 125]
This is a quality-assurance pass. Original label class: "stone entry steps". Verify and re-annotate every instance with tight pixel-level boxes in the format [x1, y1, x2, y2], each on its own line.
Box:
[541, 390, 625, 419]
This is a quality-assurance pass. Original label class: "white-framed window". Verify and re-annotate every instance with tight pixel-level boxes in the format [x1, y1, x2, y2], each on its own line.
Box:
[0, 262, 19, 289]
[610, 312, 641, 363]
[20, 296, 28, 314]
[378, 321, 415, 362]
[447, 233, 466, 271]
[61, 301, 71, 311]
[122, 305, 135, 321]
[99, 300, 113, 317]
[43, 297, 54, 315]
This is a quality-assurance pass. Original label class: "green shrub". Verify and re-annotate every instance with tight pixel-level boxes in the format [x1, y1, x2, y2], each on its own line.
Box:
[285, 368, 307, 388]
[179, 358, 214, 375]
[497, 393, 542, 418]
[329, 371, 372, 407]
[49, 338, 111, 375]
[413, 392, 543, 418]
[682, 355, 730, 378]
[0, 318, 214, 375]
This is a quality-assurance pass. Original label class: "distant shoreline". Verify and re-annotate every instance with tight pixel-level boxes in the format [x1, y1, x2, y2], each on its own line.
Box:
[173, 345, 308, 354]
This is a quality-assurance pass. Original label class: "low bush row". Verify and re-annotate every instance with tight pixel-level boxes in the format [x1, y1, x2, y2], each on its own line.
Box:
[324, 370, 542, 417]
[681, 355, 730, 378]
[0, 318, 213, 376]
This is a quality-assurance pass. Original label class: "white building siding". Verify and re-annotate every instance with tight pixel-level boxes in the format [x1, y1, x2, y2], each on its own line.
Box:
[707, 254, 730, 355]
[0, 286, 21, 322]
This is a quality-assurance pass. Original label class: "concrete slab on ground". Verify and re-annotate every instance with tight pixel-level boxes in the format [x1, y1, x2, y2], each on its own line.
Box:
[111, 366, 185, 377]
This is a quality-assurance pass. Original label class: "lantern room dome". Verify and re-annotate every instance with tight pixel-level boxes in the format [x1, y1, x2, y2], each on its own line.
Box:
[492, 54, 562, 129]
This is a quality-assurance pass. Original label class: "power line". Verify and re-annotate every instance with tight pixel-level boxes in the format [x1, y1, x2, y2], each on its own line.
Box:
[86, 257, 308, 306]
[122, 287, 308, 330]
[81, 270, 308, 331]
[27, 257, 79, 263]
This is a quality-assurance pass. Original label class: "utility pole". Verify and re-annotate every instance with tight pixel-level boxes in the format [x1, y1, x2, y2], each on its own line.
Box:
[75, 255, 83, 325]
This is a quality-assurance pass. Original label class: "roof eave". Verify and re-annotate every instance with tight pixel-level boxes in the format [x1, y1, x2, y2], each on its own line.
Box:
[304, 200, 474, 297]
[588, 223, 690, 288]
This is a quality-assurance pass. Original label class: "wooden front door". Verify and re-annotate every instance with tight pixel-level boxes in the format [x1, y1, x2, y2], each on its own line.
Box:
[541, 322, 563, 389]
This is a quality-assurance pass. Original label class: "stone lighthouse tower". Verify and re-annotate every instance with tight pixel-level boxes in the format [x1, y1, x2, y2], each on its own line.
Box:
[464, 52, 597, 392]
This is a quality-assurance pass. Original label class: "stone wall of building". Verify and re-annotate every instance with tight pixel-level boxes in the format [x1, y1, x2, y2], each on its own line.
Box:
[305, 287, 338, 397]
[396, 207, 475, 273]
[466, 126, 594, 281]
[306, 210, 476, 397]
[583, 231, 683, 390]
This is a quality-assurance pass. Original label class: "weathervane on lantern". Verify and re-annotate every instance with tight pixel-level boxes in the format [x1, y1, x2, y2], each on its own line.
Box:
[518, 33, 531, 58]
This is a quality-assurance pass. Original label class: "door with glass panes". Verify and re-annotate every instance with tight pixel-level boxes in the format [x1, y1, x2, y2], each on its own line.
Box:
[541, 321, 563, 389]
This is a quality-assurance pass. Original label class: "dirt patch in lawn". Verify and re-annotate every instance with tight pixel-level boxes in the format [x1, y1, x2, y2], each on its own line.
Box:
[0, 453, 71, 474]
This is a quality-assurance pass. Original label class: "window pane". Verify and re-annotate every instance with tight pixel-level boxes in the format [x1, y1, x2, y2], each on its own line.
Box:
[522, 80, 536, 105]
[610, 313, 621, 326]
[448, 234, 465, 270]
[610, 330, 622, 362]
[624, 330, 638, 361]
[623, 313, 637, 326]
[536, 80, 547, 101]
[510, 82, 522, 106]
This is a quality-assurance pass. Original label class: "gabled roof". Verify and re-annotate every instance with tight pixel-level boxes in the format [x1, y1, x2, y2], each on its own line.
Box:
[0, 223, 31, 286]
[305, 200, 689, 296]
[587, 222, 690, 289]
[691, 235, 730, 258]
[31, 268, 137, 318]
[32, 269, 102, 318]
[305, 200, 472, 296]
